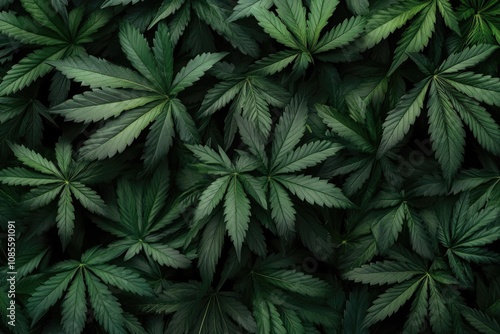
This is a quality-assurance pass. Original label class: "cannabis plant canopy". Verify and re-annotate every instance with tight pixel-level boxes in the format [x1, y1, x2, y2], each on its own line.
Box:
[0, 0, 499, 333]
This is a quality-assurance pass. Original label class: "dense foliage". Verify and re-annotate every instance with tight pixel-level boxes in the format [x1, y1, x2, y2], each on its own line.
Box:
[0, 0, 499, 333]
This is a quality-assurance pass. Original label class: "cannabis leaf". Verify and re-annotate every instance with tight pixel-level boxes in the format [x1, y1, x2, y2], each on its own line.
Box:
[27, 246, 153, 334]
[456, 0, 500, 46]
[142, 281, 257, 334]
[435, 192, 500, 286]
[377, 44, 500, 183]
[0, 138, 107, 247]
[345, 247, 459, 333]
[0, 0, 111, 96]
[198, 63, 290, 143]
[92, 166, 192, 269]
[50, 22, 226, 171]
[248, 0, 365, 77]
[358, 0, 461, 75]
